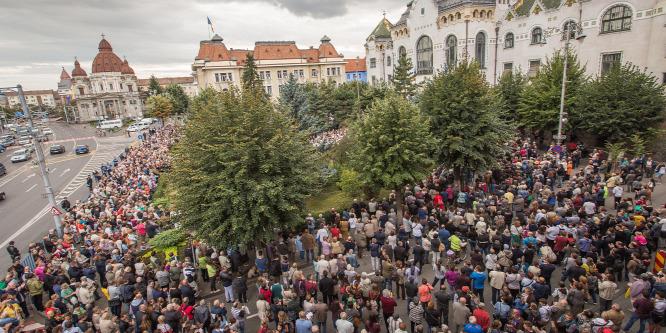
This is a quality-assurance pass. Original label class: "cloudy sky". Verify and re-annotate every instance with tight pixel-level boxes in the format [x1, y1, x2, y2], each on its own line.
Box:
[0, 0, 407, 90]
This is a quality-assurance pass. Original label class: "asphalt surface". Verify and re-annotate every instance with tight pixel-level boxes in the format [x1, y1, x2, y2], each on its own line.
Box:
[0, 121, 138, 269]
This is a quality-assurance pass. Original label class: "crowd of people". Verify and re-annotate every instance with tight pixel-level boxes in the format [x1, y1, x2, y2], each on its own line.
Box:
[1, 132, 665, 333]
[309, 129, 347, 150]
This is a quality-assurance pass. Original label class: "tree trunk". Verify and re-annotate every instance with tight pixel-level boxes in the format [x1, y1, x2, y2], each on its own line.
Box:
[394, 186, 403, 226]
[454, 166, 464, 190]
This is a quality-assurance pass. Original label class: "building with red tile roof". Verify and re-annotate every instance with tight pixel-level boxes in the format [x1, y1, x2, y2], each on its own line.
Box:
[136, 76, 199, 98]
[192, 34, 347, 98]
[344, 58, 367, 83]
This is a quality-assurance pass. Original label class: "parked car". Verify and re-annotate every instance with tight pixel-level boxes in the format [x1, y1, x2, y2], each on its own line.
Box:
[11, 148, 31, 163]
[17, 136, 31, 145]
[0, 137, 14, 146]
[0, 163, 5, 176]
[75, 145, 89, 154]
[36, 134, 49, 142]
[42, 128, 53, 135]
[49, 145, 66, 155]
[0, 192, 5, 201]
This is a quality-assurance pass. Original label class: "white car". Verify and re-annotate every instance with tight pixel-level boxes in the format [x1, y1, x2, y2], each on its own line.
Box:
[11, 148, 31, 163]
[42, 128, 53, 135]
[17, 136, 31, 145]
[127, 123, 148, 132]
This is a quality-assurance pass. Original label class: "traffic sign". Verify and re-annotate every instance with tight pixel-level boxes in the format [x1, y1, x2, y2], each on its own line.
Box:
[553, 145, 563, 153]
[138, 135, 143, 140]
[552, 134, 567, 140]
[50, 206, 62, 216]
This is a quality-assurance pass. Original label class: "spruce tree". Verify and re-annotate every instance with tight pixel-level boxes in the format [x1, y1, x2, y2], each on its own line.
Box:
[517, 50, 586, 132]
[279, 74, 325, 133]
[148, 75, 163, 95]
[392, 55, 418, 98]
[494, 70, 528, 123]
[241, 53, 263, 91]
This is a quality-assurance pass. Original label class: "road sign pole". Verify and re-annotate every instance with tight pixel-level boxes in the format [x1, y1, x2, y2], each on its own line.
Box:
[17, 85, 63, 238]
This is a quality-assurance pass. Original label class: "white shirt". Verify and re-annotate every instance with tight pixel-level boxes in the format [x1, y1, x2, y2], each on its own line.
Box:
[349, 217, 358, 229]
[613, 186, 624, 197]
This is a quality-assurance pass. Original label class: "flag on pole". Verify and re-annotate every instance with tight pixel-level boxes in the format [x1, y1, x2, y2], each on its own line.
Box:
[207, 16, 214, 33]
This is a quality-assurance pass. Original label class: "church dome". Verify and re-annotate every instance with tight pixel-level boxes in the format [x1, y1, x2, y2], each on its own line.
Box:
[121, 59, 135, 74]
[71, 59, 87, 77]
[91, 37, 123, 73]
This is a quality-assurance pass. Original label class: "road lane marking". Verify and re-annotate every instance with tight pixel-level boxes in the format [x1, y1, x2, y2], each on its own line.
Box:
[25, 184, 37, 192]
[60, 168, 71, 177]
[22, 174, 35, 183]
[49, 168, 57, 174]
[0, 135, 100, 249]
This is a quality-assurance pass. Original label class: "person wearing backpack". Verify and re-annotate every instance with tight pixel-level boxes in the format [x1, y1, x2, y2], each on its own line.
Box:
[627, 252, 647, 281]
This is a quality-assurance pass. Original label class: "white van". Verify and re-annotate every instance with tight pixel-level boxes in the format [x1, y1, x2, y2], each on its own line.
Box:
[99, 119, 123, 130]
[139, 118, 154, 126]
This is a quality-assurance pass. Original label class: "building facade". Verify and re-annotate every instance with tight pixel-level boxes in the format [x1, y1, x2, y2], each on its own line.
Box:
[70, 36, 147, 121]
[57, 68, 74, 105]
[367, 0, 666, 85]
[136, 76, 199, 99]
[3, 90, 59, 108]
[192, 35, 347, 98]
[344, 58, 368, 82]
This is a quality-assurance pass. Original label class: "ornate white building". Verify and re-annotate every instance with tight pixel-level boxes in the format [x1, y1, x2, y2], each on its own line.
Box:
[366, 0, 666, 85]
[70, 36, 147, 121]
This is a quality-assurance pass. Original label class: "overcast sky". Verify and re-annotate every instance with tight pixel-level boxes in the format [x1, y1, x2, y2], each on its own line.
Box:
[0, 0, 407, 91]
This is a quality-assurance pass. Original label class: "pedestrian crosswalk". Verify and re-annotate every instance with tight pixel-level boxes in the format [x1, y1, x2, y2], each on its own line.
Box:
[56, 136, 138, 199]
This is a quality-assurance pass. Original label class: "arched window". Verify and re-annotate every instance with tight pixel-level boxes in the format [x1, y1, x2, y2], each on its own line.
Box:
[416, 36, 433, 74]
[456, 12, 461, 19]
[398, 46, 407, 59]
[445, 35, 457, 69]
[473, 10, 478, 18]
[602, 5, 632, 33]
[531, 27, 543, 44]
[505, 32, 514, 48]
[475, 32, 486, 69]
[562, 20, 577, 40]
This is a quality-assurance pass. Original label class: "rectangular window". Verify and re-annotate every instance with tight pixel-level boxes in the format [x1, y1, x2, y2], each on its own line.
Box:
[601, 52, 622, 74]
[298, 69, 304, 78]
[277, 71, 282, 79]
[260, 71, 265, 80]
[311, 69, 318, 77]
[370, 58, 377, 68]
[109, 84, 113, 90]
[337, 67, 341, 76]
[264, 86, 273, 96]
[326, 68, 331, 76]
[528, 59, 541, 77]
[119, 83, 123, 90]
[215, 73, 233, 82]
[128, 85, 133, 92]
[278, 85, 283, 94]
[99, 84, 103, 91]
[372, 76, 376, 85]
[79, 87, 85, 95]
[503, 62, 513, 73]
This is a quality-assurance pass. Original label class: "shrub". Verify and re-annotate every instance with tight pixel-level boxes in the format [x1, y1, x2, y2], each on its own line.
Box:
[148, 229, 186, 249]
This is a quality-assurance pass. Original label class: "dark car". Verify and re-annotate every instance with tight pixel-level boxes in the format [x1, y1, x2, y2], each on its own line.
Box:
[36, 134, 49, 142]
[75, 145, 89, 155]
[0, 192, 5, 200]
[50, 145, 66, 155]
[0, 163, 6, 176]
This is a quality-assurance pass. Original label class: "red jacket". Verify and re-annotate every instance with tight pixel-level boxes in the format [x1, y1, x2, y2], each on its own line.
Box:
[473, 308, 490, 331]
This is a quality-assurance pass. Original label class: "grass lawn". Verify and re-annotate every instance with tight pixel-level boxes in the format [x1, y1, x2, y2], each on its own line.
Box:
[304, 184, 352, 217]
[304, 185, 391, 217]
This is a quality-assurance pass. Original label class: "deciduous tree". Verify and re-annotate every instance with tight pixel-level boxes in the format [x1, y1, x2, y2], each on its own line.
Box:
[169, 87, 320, 248]
[146, 95, 172, 125]
[350, 91, 436, 216]
[577, 63, 666, 144]
[165, 83, 189, 115]
[420, 60, 515, 186]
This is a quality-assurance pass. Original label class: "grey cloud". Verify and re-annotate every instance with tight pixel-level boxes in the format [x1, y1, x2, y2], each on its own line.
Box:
[253, 0, 351, 18]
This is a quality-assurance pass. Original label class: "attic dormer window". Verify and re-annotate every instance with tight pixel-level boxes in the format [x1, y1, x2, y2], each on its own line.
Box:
[421, 7, 425, 15]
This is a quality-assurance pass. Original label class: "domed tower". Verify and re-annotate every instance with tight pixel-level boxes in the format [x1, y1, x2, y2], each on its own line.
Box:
[92, 36, 124, 73]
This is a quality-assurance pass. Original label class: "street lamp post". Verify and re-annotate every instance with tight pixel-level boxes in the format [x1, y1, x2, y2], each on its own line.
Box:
[0, 85, 63, 237]
[542, 22, 585, 159]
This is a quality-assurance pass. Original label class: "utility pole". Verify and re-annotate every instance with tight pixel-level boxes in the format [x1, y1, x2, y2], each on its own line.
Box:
[556, 25, 572, 159]
[17, 85, 63, 237]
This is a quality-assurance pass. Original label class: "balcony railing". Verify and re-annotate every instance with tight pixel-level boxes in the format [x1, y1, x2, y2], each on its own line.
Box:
[438, 0, 495, 12]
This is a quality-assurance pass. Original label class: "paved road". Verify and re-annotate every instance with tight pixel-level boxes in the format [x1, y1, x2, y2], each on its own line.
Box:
[0, 121, 138, 268]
